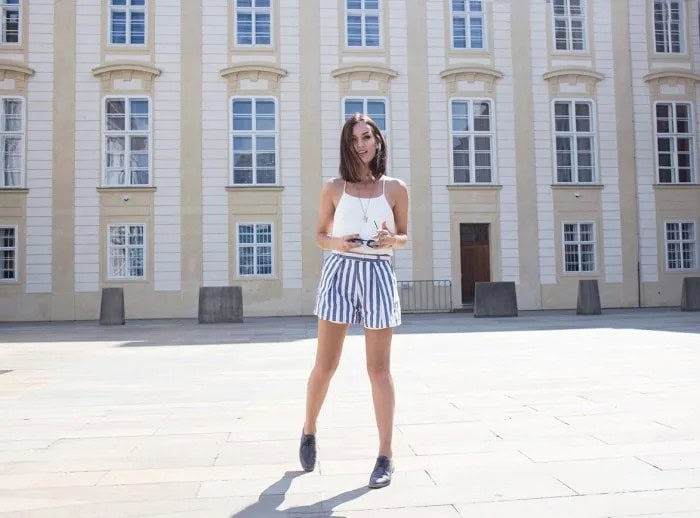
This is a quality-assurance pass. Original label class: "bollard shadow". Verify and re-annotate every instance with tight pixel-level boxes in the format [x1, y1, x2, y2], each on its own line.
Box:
[231, 470, 370, 517]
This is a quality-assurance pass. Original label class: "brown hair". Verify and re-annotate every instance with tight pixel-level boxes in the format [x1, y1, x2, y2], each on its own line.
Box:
[338, 113, 387, 182]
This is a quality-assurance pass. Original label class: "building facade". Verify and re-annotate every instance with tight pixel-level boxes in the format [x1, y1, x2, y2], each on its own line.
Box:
[0, 0, 699, 321]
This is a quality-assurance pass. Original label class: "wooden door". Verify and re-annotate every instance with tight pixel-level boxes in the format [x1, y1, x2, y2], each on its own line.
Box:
[460, 224, 490, 303]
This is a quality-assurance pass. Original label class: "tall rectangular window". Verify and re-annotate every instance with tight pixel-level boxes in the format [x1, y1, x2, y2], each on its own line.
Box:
[654, 0, 684, 53]
[235, 0, 271, 46]
[451, 0, 485, 50]
[104, 97, 150, 186]
[563, 222, 596, 272]
[552, 0, 586, 51]
[0, 226, 16, 281]
[0, 97, 23, 187]
[108, 224, 145, 280]
[554, 100, 596, 183]
[231, 97, 277, 185]
[0, 0, 19, 44]
[110, 0, 146, 45]
[346, 0, 380, 47]
[655, 102, 694, 184]
[666, 221, 697, 270]
[450, 99, 493, 184]
[237, 223, 273, 276]
[343, 98, 387, 131]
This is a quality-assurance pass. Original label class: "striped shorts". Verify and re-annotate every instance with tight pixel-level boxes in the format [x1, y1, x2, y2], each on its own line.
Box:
[314, 251, 402, 329]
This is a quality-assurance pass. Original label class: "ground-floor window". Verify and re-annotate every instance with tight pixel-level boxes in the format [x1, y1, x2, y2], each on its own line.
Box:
[665, 221, 696, 270]
[0, 225, 16, 281]
[108, 224, 145, 279]
[237, 223, 273, 276]
[563, 222, 595, 272]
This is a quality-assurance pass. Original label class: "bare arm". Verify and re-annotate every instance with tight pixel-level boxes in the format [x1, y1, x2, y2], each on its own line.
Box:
[374, 179, 409, 249]
[315, 180, 361, 252]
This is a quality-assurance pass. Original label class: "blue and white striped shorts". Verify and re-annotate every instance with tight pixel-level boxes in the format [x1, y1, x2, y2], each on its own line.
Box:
[314, 251, 402, 329]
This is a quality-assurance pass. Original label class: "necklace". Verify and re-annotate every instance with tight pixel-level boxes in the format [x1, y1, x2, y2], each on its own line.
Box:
[358, 194, 371, 223]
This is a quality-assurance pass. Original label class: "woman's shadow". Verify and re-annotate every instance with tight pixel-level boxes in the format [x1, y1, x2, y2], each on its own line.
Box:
[231, 470, 371, 517]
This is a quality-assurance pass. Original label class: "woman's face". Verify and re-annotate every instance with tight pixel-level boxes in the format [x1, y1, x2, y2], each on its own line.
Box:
[351, 121, 377, 165]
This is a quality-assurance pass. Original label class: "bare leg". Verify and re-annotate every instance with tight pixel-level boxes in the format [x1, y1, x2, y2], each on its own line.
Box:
[364, 327, 394, 458]
[303, 319, 349, 435]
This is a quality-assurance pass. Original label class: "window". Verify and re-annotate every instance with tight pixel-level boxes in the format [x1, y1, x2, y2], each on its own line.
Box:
[451, 0, 485, 50]
[655, 102, 694, 184]
[346, 0, 380, 48]
[109, 0, 146, 45]
[554, 100, 596, 183]
[552, 0, 586, 51]
[0, 0, 19, 44]
[654, 0, 684, 53]
[344, 98, 387, 131]
[237, 223, 273, 276]
[104, 97, 150, 186]
[231, 97, 277, 185]
[0, 97, 23, 187]
[450, 99, 494, 183]
[563, 222, 596, 272]
[0, 226, 16, 281]
[108, 224, 145, 280]
[235, 0, 271, 45]
[666, 221, 696, 270]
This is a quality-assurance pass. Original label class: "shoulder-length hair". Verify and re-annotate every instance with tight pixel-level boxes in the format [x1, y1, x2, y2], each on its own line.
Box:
[338, 113, 387, 183]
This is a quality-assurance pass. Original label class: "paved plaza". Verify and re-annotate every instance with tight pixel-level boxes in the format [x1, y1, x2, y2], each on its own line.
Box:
[0, 309, 699, 517]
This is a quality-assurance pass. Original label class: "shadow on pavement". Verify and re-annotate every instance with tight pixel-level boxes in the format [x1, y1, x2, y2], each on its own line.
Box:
[0, 308, 697, 346]
[231, 470, 370, 517]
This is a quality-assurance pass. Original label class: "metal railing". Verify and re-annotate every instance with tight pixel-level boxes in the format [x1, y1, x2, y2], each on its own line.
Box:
[398, 280, 452, 313]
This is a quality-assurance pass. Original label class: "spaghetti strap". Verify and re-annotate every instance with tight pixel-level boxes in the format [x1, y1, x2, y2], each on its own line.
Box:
[382, 177, 385, 195]
[343, 180, 347, 193]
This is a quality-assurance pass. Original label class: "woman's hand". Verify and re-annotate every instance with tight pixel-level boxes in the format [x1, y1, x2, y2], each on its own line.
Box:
[335, 234, 362, 252]
[373, 221, 396, 249]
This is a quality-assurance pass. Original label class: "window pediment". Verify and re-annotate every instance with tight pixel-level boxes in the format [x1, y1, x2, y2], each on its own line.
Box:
[439, 65, 503, 94]
[644, 69, 700, 96]
[332, 64, 398, 95]
[0, 61, 35, 90]
[92, 63, 161, 91]
[543, 67, 604, 96]
[220, 64, 287, 93]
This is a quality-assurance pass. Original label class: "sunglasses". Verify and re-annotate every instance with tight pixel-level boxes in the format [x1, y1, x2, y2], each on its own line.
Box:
[349, 238, 379, 248]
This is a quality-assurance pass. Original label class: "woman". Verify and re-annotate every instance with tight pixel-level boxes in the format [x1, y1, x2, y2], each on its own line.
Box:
[299, 113, 409, 489]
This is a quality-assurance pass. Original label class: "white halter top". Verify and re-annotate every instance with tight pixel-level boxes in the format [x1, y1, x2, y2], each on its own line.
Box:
[331, 178, 396, 256]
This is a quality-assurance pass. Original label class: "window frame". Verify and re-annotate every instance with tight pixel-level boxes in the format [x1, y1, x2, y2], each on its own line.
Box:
[234, 0, 273, 47]
[654, 101, 696, 184]
[107, 223, 147, 281]
[108, 0, 147, 47]
[448, 97, 496, 185]
[342, 96, 389, 133]
[664, 220, 697, 271]
[551, 98, 598, 184]
[0, 224, 18, 282]
[652, 0, 686, 55]
[450, 0, 487, 51]
[0, 95, 25, 188]
[102, 95, 152, 188]
[230, 96, 279, 186]
[0, 0, 21, 46]
[236, 221, 275, 278]
[562, 221, 597, 273]
[345, 0, 382, 49]
[551, 0, 588, 53]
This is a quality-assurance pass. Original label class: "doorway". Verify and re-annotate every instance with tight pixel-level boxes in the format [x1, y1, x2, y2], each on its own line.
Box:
[460, 223, 490, 304]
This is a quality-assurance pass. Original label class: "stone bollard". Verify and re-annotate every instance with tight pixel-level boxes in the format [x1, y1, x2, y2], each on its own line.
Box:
[576, 279, 601, 315]
[473, 281, 518, 317]
[99, 287, 125, 325]
[198, 286, 244, 323]
[680, 277, 700, 311]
